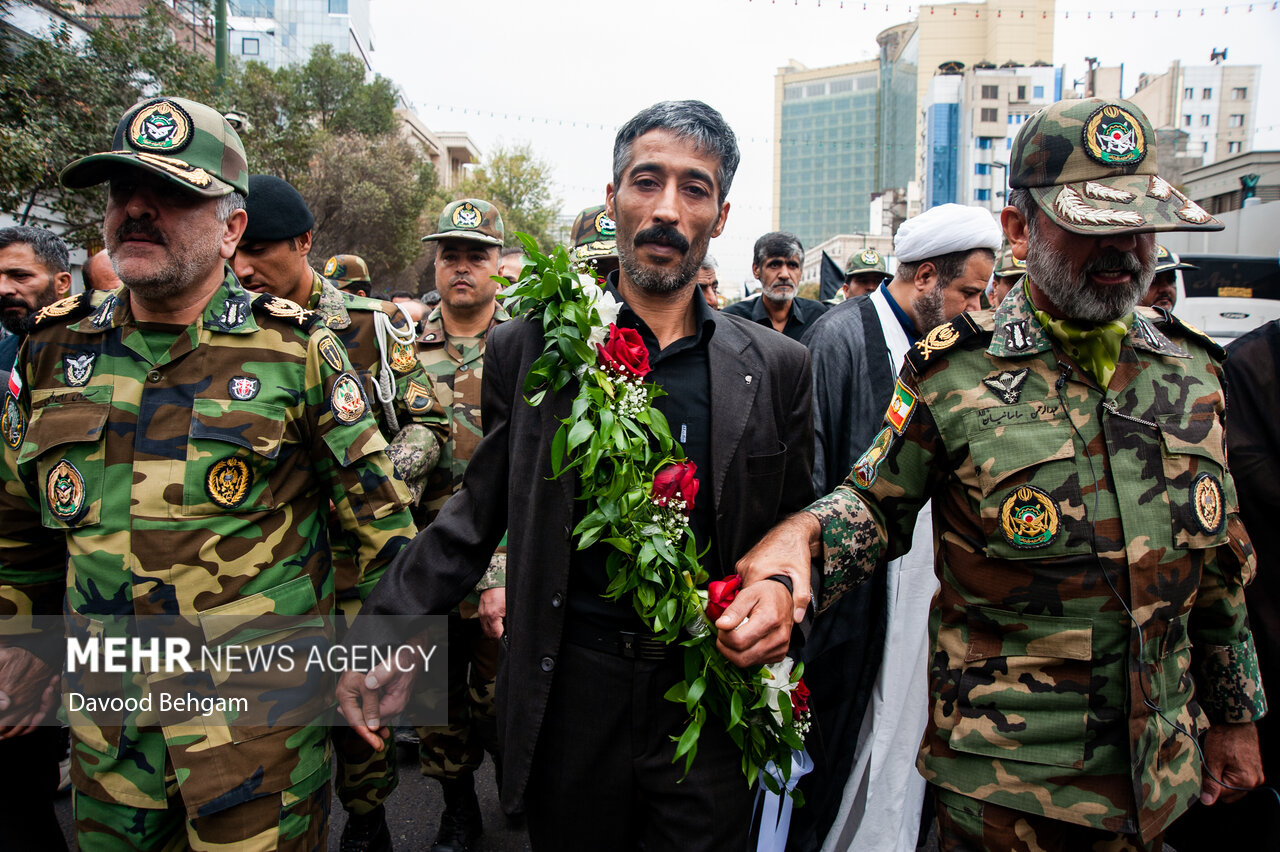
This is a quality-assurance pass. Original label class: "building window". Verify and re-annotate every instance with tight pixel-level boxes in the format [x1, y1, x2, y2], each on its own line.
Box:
[329, 0, 348, 11]
[981, 85, 999, 99]
[1017, 85, 1027, 100]
[975, 189, 991, 202]
[1033, 85, 1044, 99]
[1006, 137, 1012, 150]
[977, 137, 993, 150]
[1202, 141, 1209, 153]
[980, 108, 998, 122]
[1228, 114, 1244, 127]
[241, 37, 259, 55]
[1184, 87, 1194, 100]
[1202, 87, 1213, 99]
[1228, 141, 1242, 153]
[1183, 115, 1192, 127]
[1232, 87, 1248, 100]
[805, 83, 827, 97]
[1201, 115, 1211, 126]
[975, 163, 990, 175]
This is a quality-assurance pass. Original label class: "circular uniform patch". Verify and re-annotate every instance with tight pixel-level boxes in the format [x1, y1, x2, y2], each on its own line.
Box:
[1191, 473, 1225, 535]
[330, 373, 367, 424]
[999, 485, 1060, 549]
[129, 100, 194, 153]
[2, 394, 25, 450]
[46, 459, 86, 522]
[860, 249, 879, 264]
[390, 340, 418, 374]
[323, 257, 339, 277]
[206, 458, 252, 509]
[594, 210, 616, 237]
[451, 202, 481, 229]
[1083, 104, 1146, 167]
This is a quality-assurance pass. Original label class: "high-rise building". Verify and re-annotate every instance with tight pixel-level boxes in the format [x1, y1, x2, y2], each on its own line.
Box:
[1125, 60, 1260, 168]
[228, 0, 373, 71]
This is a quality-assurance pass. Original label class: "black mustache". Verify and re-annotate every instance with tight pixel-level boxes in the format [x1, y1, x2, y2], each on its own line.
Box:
[1085, 250, 1141, 274]
[633, 225, 689, 253]
[117, 218, 166, 245]
[0, 295, 31, 312]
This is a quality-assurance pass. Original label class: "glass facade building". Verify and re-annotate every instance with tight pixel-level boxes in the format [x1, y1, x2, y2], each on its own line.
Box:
[228, 0, 373, 71]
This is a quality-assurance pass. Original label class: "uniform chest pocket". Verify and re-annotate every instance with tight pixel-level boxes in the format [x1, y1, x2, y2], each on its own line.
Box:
[950, 606, 1093, 769]
[182, 399, 286, 516]
[969, 418, 1086, 561]
[20, 395, 110, 530]
[1157, 411, 1231, 549]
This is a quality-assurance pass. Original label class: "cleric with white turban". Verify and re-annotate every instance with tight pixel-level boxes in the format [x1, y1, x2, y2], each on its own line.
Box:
[894, 203, 1003, 263]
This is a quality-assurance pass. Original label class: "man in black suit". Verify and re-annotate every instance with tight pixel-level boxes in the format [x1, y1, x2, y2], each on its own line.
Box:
[338, 100, 815, 850]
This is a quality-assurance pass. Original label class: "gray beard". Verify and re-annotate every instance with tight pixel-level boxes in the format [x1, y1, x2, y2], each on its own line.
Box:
[912, 284, 946, 333]
[1027, 240, 1154, 323]
[108, 226, 225, 301]
[617, 233, 708, 296]
[762, 287, 794, 305]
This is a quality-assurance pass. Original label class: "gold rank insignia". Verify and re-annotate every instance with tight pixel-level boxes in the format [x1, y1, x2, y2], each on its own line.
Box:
[1192, 473, 1224, 535]
[914, 322, 960, 362]
[1000, 485, 1060, 549]
[390, 340, 418, 374]
[405, 379, 434, 414]
[318, 336, 345, 372]
[47, 459, 86, 522]
[206, 458, 251, 509]
[330, 373, 367, 424]
[34, 295, 81, 324]
[263, 297, 309, 321]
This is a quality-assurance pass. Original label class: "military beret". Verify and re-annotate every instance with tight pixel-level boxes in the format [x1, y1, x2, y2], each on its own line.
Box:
[242, 175, 315, 242]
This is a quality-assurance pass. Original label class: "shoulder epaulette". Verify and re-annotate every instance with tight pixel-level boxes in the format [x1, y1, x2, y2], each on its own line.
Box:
[31, 292, 93, 329]
[905, 312, 991, 375]
[1149, 305, 1226, 361]
[251, 293, 318, 329]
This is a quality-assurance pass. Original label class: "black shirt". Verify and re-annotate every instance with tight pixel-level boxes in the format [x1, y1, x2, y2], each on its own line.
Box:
[722, 294, 828, 341]
[567, 282, 719, 632]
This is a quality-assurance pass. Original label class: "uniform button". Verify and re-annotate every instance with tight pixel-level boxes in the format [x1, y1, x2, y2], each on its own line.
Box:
[540, 656, 555, 672]
[147, 371, 162, 383]
[551, 593, 563, 608]
[458, 364, 468, 372]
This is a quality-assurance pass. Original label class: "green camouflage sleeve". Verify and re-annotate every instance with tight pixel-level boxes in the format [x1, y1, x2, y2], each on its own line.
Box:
[305, 326, 418, 601]
[0, 341, 67, 622]
[474, 543, 507, 593]
[807, 369, 945, 611]
[1190, 511, 1268, 723]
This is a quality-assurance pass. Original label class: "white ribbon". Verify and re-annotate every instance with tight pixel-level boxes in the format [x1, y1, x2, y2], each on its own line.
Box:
[755, 748, 814, 852]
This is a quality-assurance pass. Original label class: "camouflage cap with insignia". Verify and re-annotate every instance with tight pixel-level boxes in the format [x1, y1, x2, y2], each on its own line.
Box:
[1154, 244, 1197, 274]
[993, 241, 1027, 279]
[844, 247, 886, 275]
[421, 198, 503, 246]
[1009, 97, 1222, 236]
[60, 96, 249, 198]
[569, 204, 618, 262]
[323, 254, 372, 289]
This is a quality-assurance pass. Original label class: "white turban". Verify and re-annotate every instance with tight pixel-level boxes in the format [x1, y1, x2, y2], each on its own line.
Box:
[894, 203, 1003, 263]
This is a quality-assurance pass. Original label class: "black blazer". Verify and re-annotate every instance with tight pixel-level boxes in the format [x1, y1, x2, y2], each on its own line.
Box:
[358, 307, 816, 812]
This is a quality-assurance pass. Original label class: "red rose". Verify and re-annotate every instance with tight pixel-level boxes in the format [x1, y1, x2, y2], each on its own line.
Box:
[793, 678, 810, 715]
[705, 574, 743, 620]
[651, 460, 699, 512]
[597, 324, 651, 378]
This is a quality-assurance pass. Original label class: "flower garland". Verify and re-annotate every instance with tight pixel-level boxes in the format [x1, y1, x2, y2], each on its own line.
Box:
[502, 236, 809, 794]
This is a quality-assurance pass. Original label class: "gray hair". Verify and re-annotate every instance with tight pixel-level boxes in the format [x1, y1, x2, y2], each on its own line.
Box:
[1007, 187, 1038, 237]
[752, 232, 804, 268]
[0, 226, 70, 273]
[700, 254, 718, 272]
[613, 100, 740, 205]
[215, 192, 246, 224]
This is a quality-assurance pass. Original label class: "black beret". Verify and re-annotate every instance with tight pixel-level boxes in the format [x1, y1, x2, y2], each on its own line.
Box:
[242, 174, 314, 241]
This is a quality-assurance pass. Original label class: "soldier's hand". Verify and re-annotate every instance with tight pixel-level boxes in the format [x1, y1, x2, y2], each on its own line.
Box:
[734, 511, 822, 624]
[0, 646, 59, 738]
[1201, 720, 1264, 805]
[478, 587, 506, 640]
[714, 580, 792, 668]
[336, 663, 416, 751]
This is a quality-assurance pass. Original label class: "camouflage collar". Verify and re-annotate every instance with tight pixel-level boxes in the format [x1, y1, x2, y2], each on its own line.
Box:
[311, 272, 352, 331]
[984, 278, 1188, 360]
[418, 302, 510, 346]
[68, 268, 261, 335]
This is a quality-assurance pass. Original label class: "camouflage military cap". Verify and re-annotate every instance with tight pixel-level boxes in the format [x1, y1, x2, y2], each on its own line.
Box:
[1154, 244, 1197, 275]
[1009, 98, 1221, 236]
[60, 96, 249, 197]
[324, 254, 372, 288]
[844, 247, 887, 275]
[569, 204, 618, 262]
[421, 199, 503, 246]
[993, 242, 1027, 279]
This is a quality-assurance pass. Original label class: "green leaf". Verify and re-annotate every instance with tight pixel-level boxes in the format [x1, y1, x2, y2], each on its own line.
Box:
[728, 690, 744, 728]
[566, 420, 595, 451]
[686, 676, 707, 709]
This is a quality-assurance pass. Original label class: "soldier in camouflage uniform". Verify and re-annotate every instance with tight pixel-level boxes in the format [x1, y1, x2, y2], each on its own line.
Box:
[409, 199, 510, 852]
[233, 175, 447, 851]
[568, 203, 619, 283]
[324, 254, 373, 299]
[0, 96, 419, 850]
[989, 240, 1026, 308]
[738, 98, 1267, 851]
[826, 246, 888, 305]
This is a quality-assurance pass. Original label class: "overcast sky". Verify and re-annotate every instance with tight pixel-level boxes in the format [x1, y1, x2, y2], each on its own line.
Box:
[369, 0, 1280, 287]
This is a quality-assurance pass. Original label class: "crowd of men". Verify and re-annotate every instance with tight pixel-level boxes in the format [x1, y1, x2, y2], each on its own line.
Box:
[0, 91, 1273, 852]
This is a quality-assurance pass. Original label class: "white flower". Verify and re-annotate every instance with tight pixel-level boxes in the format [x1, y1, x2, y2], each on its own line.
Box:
[587, 324, 609, 350]
[593, 289, 621, 329]
[761, 657, 798, 727]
